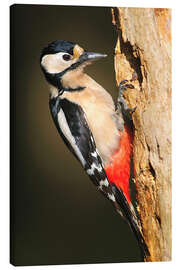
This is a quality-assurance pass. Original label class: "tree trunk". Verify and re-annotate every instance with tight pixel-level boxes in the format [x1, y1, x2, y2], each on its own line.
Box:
[112, 7, 171, 262]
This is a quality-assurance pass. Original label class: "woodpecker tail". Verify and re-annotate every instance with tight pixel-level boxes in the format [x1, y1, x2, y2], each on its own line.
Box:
[111, 184, 150, 261]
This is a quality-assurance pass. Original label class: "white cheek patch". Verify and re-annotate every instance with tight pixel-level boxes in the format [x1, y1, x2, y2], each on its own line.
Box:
[41, 53, 73, 74]
[57, 109, 86, 167]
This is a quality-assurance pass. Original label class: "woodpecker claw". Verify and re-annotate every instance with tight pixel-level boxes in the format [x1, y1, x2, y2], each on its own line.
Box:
[119, 81, 135, 95]
[117, 80, 136, 120]
[119, 79, 128, 86]
[129, 106, 137, 114]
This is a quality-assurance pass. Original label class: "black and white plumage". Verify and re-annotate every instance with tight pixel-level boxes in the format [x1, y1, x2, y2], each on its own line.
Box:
[40, 40, 149, 260]
[49, 96, 116, 202]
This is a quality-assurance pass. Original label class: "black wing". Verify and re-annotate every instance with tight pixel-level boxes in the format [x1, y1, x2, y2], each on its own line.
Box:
[49, 97, 114, 196]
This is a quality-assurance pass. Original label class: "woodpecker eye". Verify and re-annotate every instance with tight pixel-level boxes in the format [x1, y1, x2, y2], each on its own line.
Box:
[62, 54, 71, 61]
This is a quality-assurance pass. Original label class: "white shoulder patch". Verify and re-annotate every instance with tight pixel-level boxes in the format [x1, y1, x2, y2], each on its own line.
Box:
[57, 109, 86, 167]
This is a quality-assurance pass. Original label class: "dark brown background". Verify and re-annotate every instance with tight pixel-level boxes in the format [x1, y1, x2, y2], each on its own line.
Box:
[10, 4, 141, 266]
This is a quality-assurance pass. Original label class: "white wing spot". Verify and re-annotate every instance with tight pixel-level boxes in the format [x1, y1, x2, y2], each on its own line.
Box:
[107, 193, 116, 202]
[86, 162, 102, 175]
[91, 151, 98, 158]
[99, 179, 109, 188]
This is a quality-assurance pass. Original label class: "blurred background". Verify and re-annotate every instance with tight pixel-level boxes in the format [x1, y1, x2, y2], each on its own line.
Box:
[10, 4, 141, 266]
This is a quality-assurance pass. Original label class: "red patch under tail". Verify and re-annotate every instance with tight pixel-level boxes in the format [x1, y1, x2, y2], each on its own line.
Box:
[105, 125, 133, 203]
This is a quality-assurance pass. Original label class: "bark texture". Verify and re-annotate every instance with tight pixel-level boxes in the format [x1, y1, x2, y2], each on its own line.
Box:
[112, 7, 171, 262]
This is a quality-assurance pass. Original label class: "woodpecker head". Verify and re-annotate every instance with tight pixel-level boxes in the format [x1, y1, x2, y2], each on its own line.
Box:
[40, 40, 107, 90]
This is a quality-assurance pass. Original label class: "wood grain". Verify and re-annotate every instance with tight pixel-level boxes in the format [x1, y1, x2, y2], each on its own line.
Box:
[112, 7, 171, 261]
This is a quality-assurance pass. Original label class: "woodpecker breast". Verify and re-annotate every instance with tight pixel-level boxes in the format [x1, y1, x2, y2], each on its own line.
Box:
[59, 74, 120, 166]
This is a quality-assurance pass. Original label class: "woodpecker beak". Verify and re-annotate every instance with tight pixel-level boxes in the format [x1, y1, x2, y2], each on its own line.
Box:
[78, 51, 107, 64]
[73, 44, 107, 64]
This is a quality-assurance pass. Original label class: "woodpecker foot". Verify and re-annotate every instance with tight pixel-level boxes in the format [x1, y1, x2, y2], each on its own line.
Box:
[118, 80, 134, 99]
[117, 80, 136, 118]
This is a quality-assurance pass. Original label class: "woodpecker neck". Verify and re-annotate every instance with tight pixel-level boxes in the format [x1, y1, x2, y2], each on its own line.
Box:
[42, 66, 86, 97]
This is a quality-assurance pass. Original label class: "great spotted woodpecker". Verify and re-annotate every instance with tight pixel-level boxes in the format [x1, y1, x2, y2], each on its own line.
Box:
[40, 40, 149, 260]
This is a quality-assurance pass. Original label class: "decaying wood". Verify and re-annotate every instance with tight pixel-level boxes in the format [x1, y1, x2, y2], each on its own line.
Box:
[112, 7, 171, 261]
